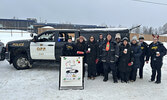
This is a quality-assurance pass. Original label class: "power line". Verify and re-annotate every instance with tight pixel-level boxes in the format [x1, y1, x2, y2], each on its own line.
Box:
[132, 0, 167, 6]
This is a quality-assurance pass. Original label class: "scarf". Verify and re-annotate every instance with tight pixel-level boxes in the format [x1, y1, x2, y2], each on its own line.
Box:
[106, 41, 110, 51]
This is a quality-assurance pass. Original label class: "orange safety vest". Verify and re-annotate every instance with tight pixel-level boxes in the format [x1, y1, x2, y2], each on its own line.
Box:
[106, 41, 110, 51]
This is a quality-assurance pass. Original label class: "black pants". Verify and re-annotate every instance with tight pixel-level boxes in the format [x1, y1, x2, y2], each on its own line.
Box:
[139, 58, 145, 78]
[151, 61, 162, 82]
[130, 67, 138, 81]
[103, 63, 117, 81]
[120, 72, 130, 82]
[116, 62, 120, 79]
[88, 62, 96, 77]
[96, 61, 103, 75]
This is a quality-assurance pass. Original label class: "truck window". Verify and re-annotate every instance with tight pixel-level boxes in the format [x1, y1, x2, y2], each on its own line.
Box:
[38, 32, 55, 42]
[58, 32, 75, 42]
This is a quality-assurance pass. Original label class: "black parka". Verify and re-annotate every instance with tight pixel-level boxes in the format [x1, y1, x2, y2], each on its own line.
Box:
[97, 38, 105, 60]
[118, 43, 134, 72]
[86, 40, 99, 64]
[101, 40, 119, 63]
[62, 43, 76, 56]
[140, 41, 149, 61]
[148, 41, 166, 64]
[75, 40, 87, 61]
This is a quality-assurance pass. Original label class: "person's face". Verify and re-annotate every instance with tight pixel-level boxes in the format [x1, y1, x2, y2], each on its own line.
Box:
[99, 35, 103, 39]
[107, 35, 112, 41]
[116, 38, 121, 43]
[68, 39, 72, 43]
[123, 40, 128, 45]
[153, 38, 158, 43]
[90, 37, 94, 42]
[132, 40, 137, 44]
[79, 39, 83, 43]
[139, 39, 144, 43]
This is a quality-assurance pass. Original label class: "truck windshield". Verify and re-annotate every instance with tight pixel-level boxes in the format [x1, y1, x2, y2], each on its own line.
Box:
[38, 32, 55, 42]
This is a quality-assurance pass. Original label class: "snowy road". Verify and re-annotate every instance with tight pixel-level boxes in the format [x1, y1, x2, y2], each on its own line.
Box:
[0, 55, 167, 100]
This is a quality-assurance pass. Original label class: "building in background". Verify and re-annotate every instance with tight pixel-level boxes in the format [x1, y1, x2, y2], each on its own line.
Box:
[0, 18, 37, 30]
[33, 23, 106, 34]
[0, 18, 106, 34]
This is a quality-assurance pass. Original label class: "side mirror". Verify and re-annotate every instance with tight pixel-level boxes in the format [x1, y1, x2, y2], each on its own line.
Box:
[30, 33, 34, 38]
[33, 36, 38, 42]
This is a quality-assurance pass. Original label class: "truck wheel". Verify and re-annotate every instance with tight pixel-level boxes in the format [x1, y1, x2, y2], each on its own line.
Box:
[13, 54, 30, 70]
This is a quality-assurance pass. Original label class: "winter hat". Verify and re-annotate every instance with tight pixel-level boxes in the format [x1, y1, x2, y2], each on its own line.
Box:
[131, 35, 138, 41]
[79, 36, 84, 40]
[122, 37, 128, 42]
[115, 33, 121, 39]
[139, 35, 144, 40]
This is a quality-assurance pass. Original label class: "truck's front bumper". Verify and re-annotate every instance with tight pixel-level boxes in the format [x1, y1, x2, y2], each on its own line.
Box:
[5, 52, 10, 62]
[0, 47, 6, 61]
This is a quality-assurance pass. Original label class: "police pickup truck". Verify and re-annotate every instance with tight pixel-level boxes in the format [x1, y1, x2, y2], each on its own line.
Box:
[0, 41, 5, 61]
[2, 28, 129, 70]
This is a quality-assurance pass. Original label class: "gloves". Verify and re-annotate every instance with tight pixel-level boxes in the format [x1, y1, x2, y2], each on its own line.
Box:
[77, 51, 84, 54]
[96, 59, 99, 63]
[86, 51, 90, 53]
[128, 62, 133, 66]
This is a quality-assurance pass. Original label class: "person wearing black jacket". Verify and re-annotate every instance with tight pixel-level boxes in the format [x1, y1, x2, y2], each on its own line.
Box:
[147, 34, 166, 84]
[96, 34, 105, 76]
[115, 33, 122, 80]
[101, 34, 119, 83]
[118, 37, 134, 83]
[130, 36, 142, 82]
[138, 35, 149, 79]
[75, 36, 87, 77]
[86, 36, 99, 80]
[62, 36, 76, 56]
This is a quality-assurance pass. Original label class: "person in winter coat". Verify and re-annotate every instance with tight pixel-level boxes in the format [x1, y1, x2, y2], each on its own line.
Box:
[118, 37, 134, 83]
[96, 34, 105, 76]
[115, 33, 122, 80]
[62, 36, 76, 56]
[138, 35, 149, 79]
[86, 36, 99, 80]
[101, 34, 119, 83]
[75, 36, 87, 77]
[147, 34, 166, 84]
[130, 36, 142, 82]
[76, 36, 87, 57]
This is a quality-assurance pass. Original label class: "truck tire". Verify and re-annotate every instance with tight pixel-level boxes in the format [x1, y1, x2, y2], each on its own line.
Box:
[13, 54, 30, 70]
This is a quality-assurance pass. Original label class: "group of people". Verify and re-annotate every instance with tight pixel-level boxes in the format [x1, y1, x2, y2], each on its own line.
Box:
[62, 33, 167, 84]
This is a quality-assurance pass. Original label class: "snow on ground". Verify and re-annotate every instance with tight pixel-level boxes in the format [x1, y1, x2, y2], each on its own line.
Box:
[0, 31, 167, 100]
[0, 29, 32, 45]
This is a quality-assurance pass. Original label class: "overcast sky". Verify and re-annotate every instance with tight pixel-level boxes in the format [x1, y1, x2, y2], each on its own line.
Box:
[0, 0, 167, 28]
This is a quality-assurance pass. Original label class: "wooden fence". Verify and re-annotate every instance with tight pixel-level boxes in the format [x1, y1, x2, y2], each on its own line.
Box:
[130, 33, 167, 42]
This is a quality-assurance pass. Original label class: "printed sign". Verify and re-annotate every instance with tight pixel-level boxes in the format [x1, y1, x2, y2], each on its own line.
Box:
[59, 56, 84, 90]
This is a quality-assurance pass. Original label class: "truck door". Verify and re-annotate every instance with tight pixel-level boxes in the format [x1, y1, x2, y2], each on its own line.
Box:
[30, 31, 56, 60]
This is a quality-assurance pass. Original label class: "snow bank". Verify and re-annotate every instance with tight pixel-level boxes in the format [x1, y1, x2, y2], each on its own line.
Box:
[0, 29, 32, 45]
